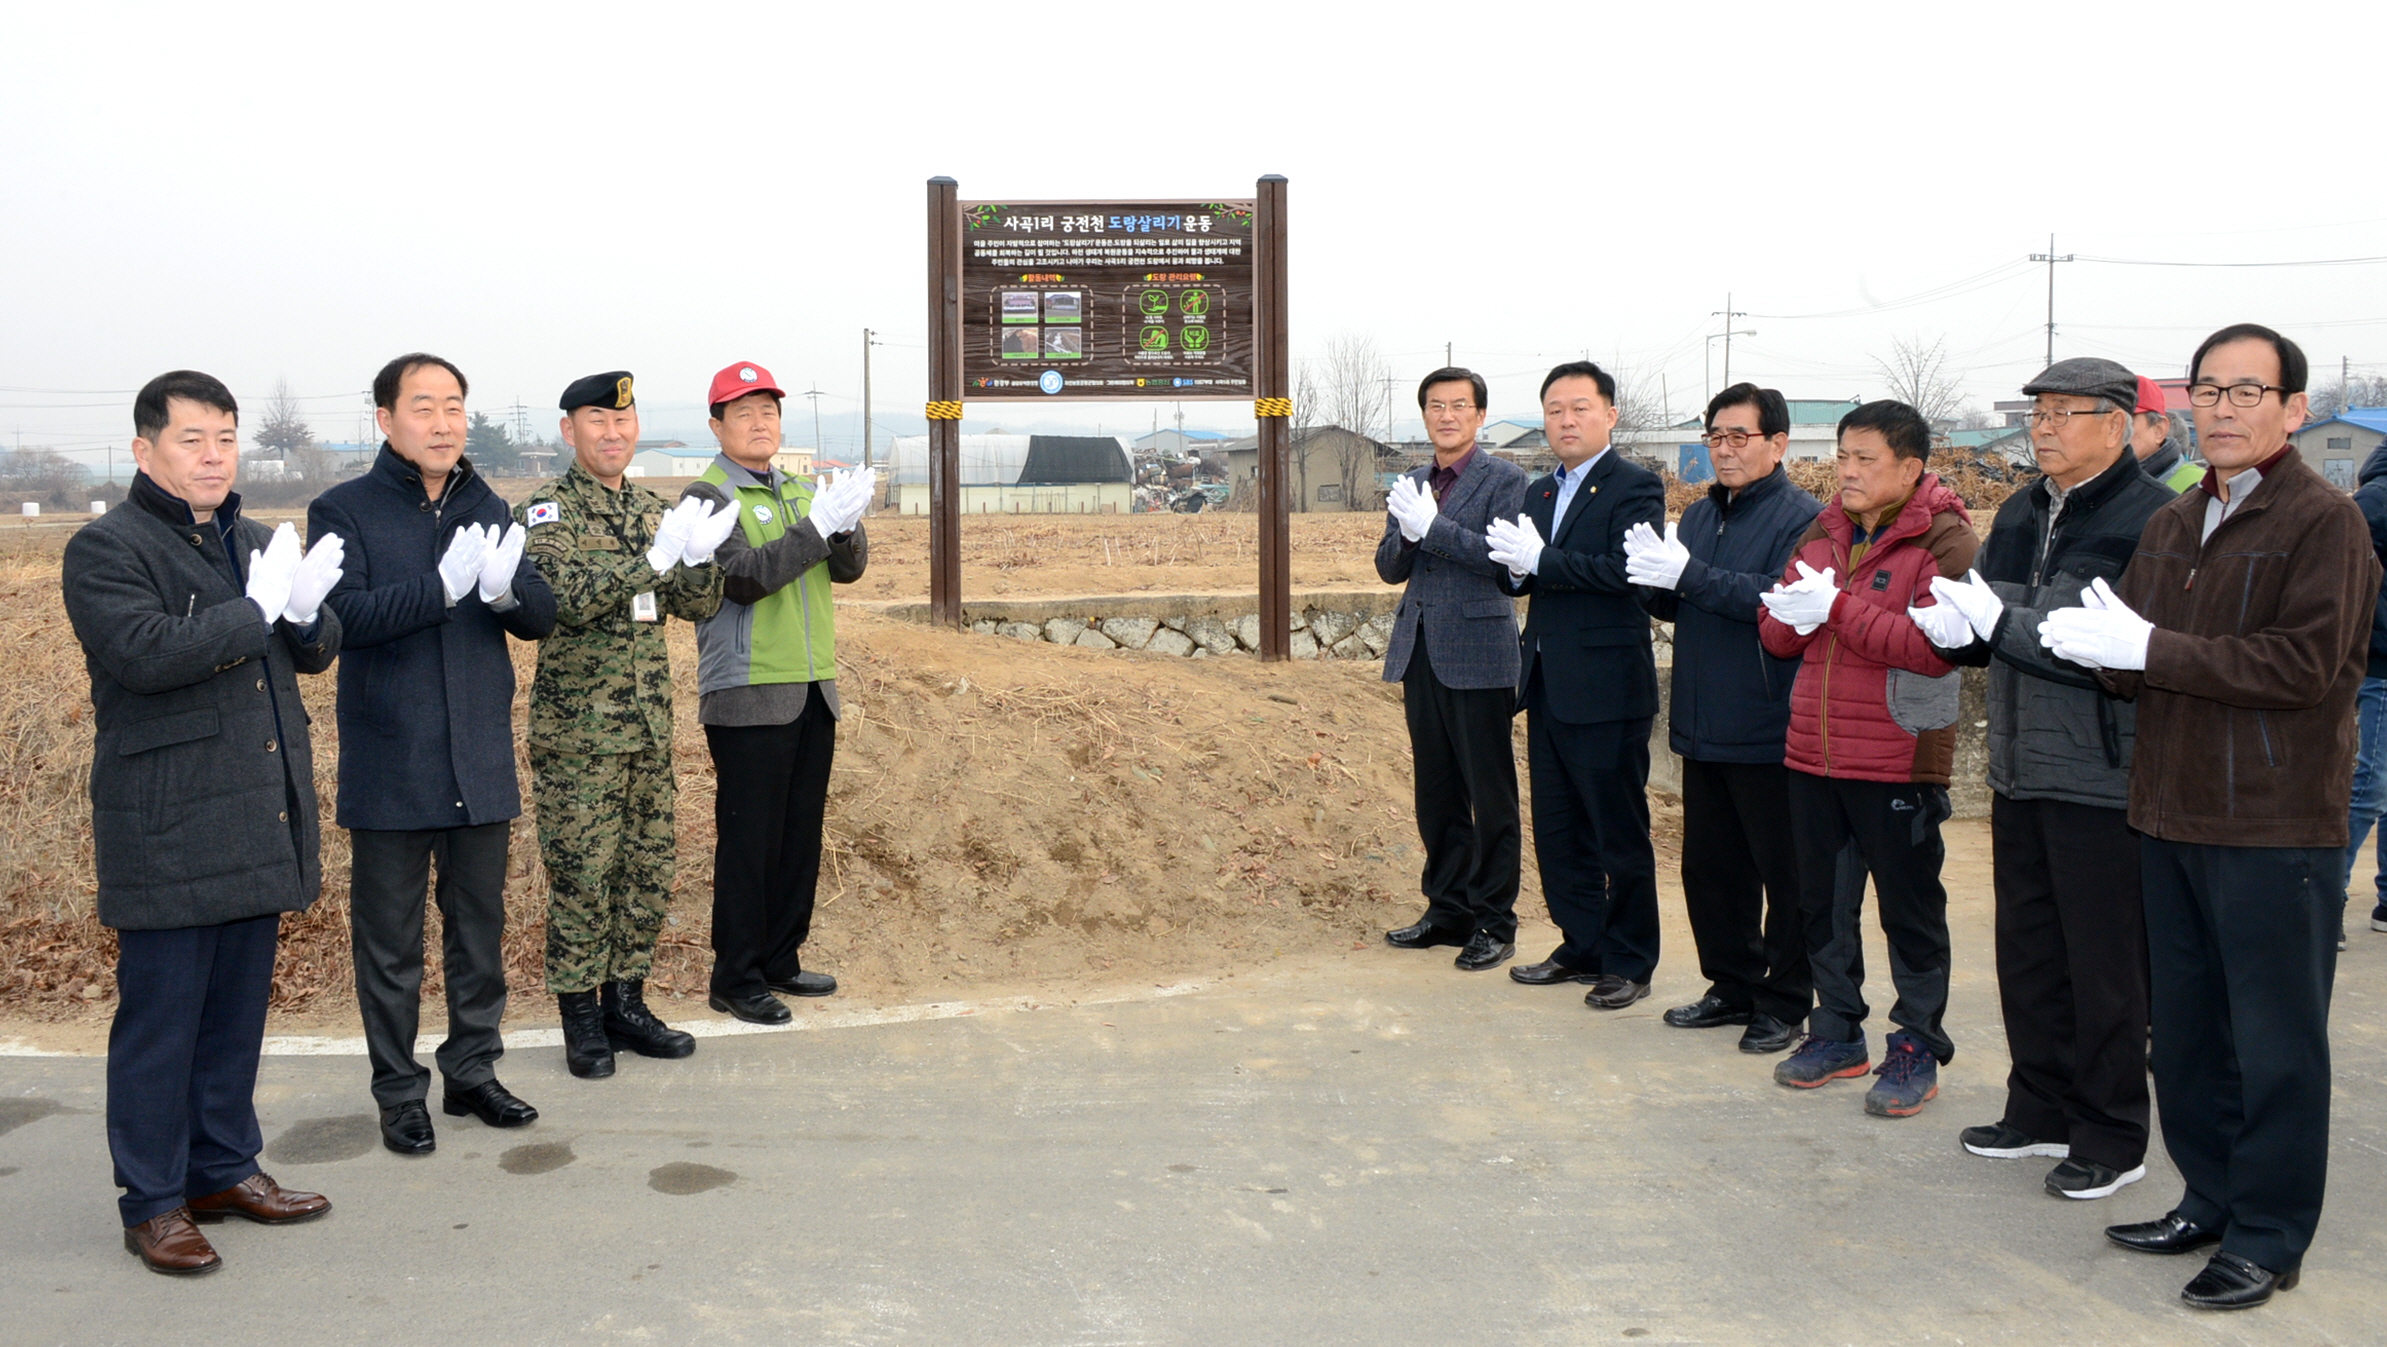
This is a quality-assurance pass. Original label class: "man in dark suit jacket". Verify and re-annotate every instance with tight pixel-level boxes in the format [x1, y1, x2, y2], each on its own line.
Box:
[1375, 367, 1531, 971]
[63, 371, 342, 1274]
[1489, 361, 1668, 1009]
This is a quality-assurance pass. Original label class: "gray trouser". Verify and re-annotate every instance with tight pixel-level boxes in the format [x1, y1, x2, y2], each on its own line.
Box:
[349, 822, 512, 1110]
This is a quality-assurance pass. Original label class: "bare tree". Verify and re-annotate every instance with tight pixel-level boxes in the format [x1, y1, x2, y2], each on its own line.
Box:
[1875, 335, 1969, 426]
[253, 378, 315, 460]
[1602, 364, 1675, 435]
[1295, 334, 1394, 512]
[2310, 374, 2387, 420]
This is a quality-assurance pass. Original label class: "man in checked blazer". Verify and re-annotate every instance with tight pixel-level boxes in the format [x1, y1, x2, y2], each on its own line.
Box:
[1488, 361, 1669, 1010]
[1375, 367, 1532, 972]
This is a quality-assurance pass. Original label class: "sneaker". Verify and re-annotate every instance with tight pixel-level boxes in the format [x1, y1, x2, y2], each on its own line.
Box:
[1774, 1032, 1869, 1088]
[1863, 1032, 1939, 1117]
[2372, 901, 2387, 933]
[2045, 1157, 2146, 1200]
[1959, 1121, 2069, 1159]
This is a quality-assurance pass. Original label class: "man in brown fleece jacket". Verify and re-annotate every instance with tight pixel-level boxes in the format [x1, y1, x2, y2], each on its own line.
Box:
[2038, 324, 2376, 1311]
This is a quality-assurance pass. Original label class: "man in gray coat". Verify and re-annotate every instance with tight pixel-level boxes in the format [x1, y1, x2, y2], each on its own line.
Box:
[63, 371, 344, 1274]
[1375, 367, 1530, 971]
[1917, 357, 2174, 1201]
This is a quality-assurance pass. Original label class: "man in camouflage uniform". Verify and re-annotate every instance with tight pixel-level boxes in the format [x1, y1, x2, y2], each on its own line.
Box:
[516, 371, 739, 1079]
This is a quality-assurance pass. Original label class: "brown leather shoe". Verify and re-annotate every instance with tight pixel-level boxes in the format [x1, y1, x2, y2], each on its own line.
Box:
[124, 1208, 222, 1275]
[188, 1172, 331, 1225]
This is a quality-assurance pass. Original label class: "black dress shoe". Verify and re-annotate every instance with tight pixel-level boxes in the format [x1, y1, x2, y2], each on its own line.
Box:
[1584, 975, 1651, 1010]
[1662, 994, 1753, 1029]
[442, 1077, 538, 1128]
[2181, 1251, 2298, 1309]
[2105, 1210, 2223, 1255]
[1509, 957, 1599, 986]
[1384, 919, 1469, 950]
[1737, 1013, 1801, 1054]
[380, 1100, 435, 1156]
[765, 970, 837, 998]
[604, 979, 697, 1057]
[1453, 932, 1514, 971]
[709, 991, 793, 1025]
[557, 989, 616, 1080]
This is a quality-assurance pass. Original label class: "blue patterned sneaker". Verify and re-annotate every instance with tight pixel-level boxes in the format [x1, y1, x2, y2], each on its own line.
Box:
[1864, 1031, 1939, 1117]
[1773, 1032, 1870, 1088]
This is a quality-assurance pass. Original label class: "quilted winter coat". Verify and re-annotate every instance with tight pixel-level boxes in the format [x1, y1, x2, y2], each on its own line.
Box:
[1758, 474, 1979, 784]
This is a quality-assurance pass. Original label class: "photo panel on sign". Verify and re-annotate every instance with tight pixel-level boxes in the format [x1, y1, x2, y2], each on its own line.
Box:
[1043, 291, 1083, 322]
[1002, 291, 1040, 324]
[1045, 329, 1083, 359]
[1002, 328, 1040, 359]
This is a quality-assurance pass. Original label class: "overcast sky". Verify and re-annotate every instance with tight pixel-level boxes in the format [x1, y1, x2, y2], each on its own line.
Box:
[6, 1, 2384, 470]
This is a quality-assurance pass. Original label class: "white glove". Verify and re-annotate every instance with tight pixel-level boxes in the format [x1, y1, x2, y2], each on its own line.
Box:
[439, 523, 490, 603]
[1484, 514, 1546, 579]
[806, 466, 875, 539]
[646, 497, 702, 574]
[1623, 520, 1690, 590]
[1388, 476, 1436, 543]
[476, 522, 525, 604]
[1908, 599, 1974, 649]
[1759, 560, 1838, 635]
[2038, 577, 2154, 671]
[284, 531, 345, 626]
[1930, 570, 2004, 643]
[679, 498, 742, 564]
[244, 522, 302, 628]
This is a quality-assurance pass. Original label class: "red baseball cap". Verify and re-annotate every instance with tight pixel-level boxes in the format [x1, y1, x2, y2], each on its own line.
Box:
[707, 361, 785, 409]
[2134, 375, 2167, 414]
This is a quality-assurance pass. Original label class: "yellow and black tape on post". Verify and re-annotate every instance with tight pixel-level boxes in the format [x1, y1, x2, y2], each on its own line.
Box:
[924, 400, 965, 420]
[1254, 397, 1293, 418]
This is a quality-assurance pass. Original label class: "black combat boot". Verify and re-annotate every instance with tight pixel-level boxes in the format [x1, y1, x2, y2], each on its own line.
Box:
[603, 980, 697, 1059]
[557, 989, 616, 1079]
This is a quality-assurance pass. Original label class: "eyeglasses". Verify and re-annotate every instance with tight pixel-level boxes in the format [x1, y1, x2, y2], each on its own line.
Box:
[1425, 401, 1477, 415]
[1701, 429, 1773, 449]
[2187, 382, 2286, 408]
[2024, 407, 2122, 429]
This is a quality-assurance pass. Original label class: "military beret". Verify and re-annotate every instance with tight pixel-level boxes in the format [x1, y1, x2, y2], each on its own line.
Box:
[2020, 357, 2138, 411]
[560, 370, 636, 412]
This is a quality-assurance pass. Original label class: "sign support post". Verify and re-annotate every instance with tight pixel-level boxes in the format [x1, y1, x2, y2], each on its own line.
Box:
[926, 175, 963, 627]
[1254, 174, 1290, 662]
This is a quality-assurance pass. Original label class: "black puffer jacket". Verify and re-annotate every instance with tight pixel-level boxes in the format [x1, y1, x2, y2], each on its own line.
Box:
[1641, 464, 1821, 762]
[63, 476, 342, 930]
[1940, 451, 2173, 808]
[2352, 442, 2387, 677]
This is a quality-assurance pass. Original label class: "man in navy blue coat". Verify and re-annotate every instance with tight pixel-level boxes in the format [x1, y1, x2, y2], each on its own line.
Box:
[1490, 362, 1668, 1009]
[308, 353, 556, 1155]
[1630, 384, 1822, 1052]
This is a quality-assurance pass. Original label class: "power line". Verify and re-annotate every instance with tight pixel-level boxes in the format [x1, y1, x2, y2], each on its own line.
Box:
[2075, 253, 2387, 268]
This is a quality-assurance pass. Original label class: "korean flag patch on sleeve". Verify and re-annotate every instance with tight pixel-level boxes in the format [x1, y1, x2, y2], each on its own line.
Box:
[527, 501, 561, 527]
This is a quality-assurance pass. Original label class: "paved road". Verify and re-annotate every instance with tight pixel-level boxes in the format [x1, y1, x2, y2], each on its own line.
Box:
[4, 926, 2384, 1346]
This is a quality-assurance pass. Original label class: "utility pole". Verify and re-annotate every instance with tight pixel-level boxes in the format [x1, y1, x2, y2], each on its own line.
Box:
[2029, 234, 2076, 367]
[862, 327, 880, 469]
[1445, 340, 1452, 368]
[1710, 292, 1751, 390]
[804, 386, 824, 468]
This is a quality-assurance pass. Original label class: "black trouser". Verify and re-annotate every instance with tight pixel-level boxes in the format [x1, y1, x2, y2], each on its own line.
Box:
[1401, 639, 1521, 942]
[108, 914, 278, 1227]
[1786, 771, 1954, 1062]
[349, 823, 512, 1111]
[2141, 836, 2338, 1273]
[706, 693, 839, 999]
[1679, 757, 1811, 1023]
[1991, 793, 2149, 1170]
[1525, 673, 1658, 979]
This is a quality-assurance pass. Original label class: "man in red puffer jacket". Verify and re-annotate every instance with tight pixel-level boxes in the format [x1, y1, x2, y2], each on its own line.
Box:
[1756, 400, 1979, 1118]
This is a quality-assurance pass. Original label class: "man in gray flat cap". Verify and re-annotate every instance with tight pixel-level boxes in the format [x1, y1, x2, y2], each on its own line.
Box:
[1913, 357, 2173, 1200]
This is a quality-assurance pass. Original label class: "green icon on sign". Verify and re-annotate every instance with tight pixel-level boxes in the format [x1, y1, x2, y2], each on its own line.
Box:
[1181, 325, 1212, 352]
[1139, 326, 1170, 351]
[1179, 290, 1211, 316]
[1138, 290, 1170, 316]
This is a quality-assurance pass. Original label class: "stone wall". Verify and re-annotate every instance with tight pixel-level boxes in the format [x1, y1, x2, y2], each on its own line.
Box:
[871, 592, 1992, 818]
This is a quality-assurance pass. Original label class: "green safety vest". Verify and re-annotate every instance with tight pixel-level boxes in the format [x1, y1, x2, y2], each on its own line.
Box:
[691, 461, 837, 692]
